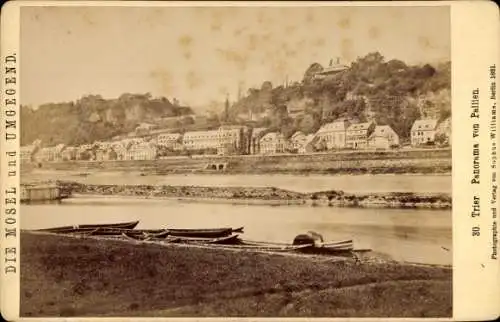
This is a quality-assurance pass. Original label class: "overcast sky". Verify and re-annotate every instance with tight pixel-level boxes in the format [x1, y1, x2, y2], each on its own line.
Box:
[21, 5, 450, 110]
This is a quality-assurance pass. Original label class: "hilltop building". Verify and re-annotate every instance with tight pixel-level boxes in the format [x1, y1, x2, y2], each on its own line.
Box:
[313, 58, 349, 80]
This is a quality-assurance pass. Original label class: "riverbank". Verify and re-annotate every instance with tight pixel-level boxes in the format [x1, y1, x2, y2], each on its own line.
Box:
[21, 232, 452, 317]
[22, 148, 452, 175]
[55, 181, 452, 209]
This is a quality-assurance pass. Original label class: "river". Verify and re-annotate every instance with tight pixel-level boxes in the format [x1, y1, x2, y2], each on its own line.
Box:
[23, 171, 452, 194]
[22, 196, 452, 266]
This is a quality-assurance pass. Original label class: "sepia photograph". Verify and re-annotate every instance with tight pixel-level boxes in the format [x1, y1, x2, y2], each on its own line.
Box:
[16, 3, 454, 318]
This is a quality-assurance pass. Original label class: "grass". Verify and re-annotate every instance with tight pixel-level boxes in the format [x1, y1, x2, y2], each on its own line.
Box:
[20, 232, 452, 317]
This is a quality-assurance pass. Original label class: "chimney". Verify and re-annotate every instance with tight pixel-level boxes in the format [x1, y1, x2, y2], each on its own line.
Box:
[224, 93, 230, 122]
[329, 59, 333, 67]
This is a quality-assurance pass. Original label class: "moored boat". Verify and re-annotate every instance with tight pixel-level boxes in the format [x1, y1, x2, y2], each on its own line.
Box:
[166, 226, 244, 238]
[163, 234, 241, 245]
[36, 220, 140, 233]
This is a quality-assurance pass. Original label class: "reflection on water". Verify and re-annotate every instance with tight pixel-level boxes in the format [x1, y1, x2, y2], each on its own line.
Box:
[24, 171, 452, 194]
[22, 197, 452, 265]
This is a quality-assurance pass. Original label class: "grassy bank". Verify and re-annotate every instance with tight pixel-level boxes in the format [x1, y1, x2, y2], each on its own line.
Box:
[21, 232, 452, 317]
[22, 148, 452, 175]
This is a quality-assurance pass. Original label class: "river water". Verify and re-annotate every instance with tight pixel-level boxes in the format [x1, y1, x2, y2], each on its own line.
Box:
[24, 171, 452, 194]
[22, 196, 452, 266]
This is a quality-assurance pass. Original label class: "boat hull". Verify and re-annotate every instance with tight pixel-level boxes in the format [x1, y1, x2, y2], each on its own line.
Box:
[166, 227, 243, 238]
[36, 220, 140, 233]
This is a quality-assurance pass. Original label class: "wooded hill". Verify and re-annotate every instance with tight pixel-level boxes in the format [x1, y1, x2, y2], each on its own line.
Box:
[21, 52, 450, 147]
[229, 52, 451, 141]
[21, 93, 193, 146]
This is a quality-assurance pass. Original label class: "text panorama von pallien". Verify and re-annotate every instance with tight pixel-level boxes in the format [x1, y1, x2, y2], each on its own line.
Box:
[470, 64, 498, 261]
[3, 53, 18, 274]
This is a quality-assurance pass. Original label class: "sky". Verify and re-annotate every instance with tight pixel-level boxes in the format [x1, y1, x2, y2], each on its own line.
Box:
[21, 5, 450, 111]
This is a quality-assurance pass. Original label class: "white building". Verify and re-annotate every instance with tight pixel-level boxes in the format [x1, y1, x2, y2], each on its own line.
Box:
[125, 142, 158, 160]
[259, 132, 288, 154]
[315, 119, 351, 150]
[61, 146, 78, 161]
[314, 58, 349, 80]
[156, 133, 183, 150]
[182, 130, 219, 151]
[411, 119, 438, 146]
[217, 126, 244, 155]
[346, 121, 376, 149]
[368, 125, 400, 149]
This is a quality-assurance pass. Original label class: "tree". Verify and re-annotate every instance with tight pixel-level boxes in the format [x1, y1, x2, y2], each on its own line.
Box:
[303, 63, 323, 83]
[435, 133, 448, 146]
[261, 81, 273, 91]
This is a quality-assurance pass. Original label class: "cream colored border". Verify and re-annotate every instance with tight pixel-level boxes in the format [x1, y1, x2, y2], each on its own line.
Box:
[1, 1, 499, 321]
[451, 1, 499, 320]
[1, 1, 21, 321]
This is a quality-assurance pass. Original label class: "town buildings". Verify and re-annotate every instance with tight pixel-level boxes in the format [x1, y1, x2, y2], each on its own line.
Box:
[259, 132, 288, 154]
[217, 125, 246, 155]
[315, 119, 351, 150]
[182, 130, 220, 151]
[156, 133, 183, 150]
[125, 142, 158, 160]
[34, 144, 65, 162]
[61, 146, 78, 161]
[249, 127, 268, 155]
[368, 125, 400, 149]
[411, 119, 438, 146]
[346, 121, 376, 149]
[29, 110, 445, 163]
[289, 131, 316, 154]
[436, 117, 451, 145]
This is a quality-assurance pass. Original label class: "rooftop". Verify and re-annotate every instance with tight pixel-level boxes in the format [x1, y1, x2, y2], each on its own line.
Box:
[411, 119, 438, 132]
[347, 122, 374, 131]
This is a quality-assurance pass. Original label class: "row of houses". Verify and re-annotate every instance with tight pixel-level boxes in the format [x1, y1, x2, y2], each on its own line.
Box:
[22, 117, 450, 163]
[257, 121, 399, 155]
[21, 125, 249, 163]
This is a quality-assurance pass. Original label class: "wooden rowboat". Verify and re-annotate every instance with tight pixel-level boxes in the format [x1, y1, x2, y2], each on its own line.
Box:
[163, 234, 241, 245]
[225, 242, 314, 252]
[36, 220, 140, 233]
[90, 228, 168, 238]
[239, 239, 356, 253]
[166, 226, 244, 238]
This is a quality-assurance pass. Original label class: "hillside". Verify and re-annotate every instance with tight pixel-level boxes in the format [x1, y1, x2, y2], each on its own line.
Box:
[21, 93, 194, 146]
[229, 52, 451, 141]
